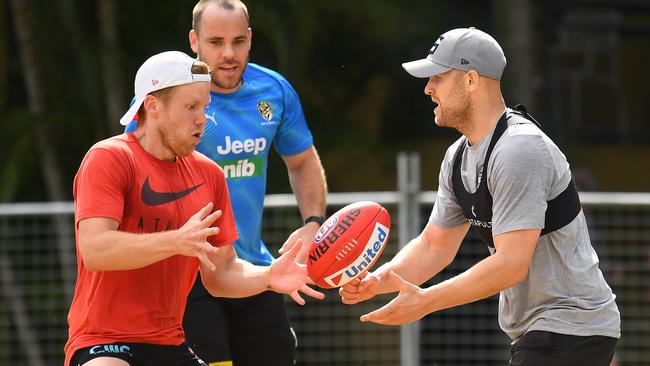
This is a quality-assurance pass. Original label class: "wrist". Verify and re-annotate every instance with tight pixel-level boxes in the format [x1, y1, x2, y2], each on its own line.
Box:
[161, 230, 179, 257]
[303, 215, 325, 226]
[263, 266, 272, 291]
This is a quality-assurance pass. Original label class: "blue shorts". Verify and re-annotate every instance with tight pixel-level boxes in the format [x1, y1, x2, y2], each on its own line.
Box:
[69, 342, 207, 366]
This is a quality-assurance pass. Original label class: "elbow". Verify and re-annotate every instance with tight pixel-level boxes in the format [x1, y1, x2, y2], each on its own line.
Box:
[512, 269, 529, 286]
[78, 239, 105, 272]
[508, 264, 530, 286]
[82, 256, 103, 272]
[443, 254, 455, 269]
[201, 274, 224, 297]
[496, 253, 531, 288]
[81, 252, 106, 272]
[204, 284, 222, 298]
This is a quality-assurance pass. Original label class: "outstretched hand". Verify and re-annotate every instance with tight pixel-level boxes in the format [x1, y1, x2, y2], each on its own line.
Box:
[359, 271, 429, 325]
[339, 271, 380, 304]
[269, 238, 325, 305]
[174, 202, 222, 271]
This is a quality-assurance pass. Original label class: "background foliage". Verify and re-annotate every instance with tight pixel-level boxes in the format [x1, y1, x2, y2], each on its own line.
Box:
[3, 0, 649, 203]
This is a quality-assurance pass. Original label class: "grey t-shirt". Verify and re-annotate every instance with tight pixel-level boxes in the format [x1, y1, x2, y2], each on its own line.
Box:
[430, 109, 620, 341]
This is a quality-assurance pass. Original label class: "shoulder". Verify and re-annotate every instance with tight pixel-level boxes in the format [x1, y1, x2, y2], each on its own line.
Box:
[488, 119, 557, 184]
[85, 134, 135, 162]
[89, 133, 130, 151]
[494, 118, 551, 163]
[75, 135, 135, 189]
[245, 63, 287, 82]
[245, 63, 297, 92]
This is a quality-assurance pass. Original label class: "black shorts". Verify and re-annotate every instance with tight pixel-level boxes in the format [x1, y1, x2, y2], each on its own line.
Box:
[183, 276, 296, 366]
[509, 330, 618, 366]
[69, 342, 206, 366]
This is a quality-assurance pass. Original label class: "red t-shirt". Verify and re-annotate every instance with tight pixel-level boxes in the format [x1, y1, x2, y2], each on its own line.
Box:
[64, 133, 238, 364]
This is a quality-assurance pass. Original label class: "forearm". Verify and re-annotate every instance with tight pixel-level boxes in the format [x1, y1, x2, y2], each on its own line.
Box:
[202, 258, 267, 298]
[373, 234, 454, 294]
[372, 222, 467, 294]
[284, 147, 327, 261]
[80, 230, 176, 271]
[422, 252, 523, 313]
[287, 147, 327, 218]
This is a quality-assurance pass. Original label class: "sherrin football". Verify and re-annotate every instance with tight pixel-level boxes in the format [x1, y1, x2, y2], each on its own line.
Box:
[307, 201, 391, 289]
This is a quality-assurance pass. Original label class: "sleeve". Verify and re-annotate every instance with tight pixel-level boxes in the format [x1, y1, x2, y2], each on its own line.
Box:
[489, 134, 555, 235]
[429, 141, 468, 228]
[273, 78, 314, 156]
[73, 147, 131, 227]
[207, 164, 239, 247]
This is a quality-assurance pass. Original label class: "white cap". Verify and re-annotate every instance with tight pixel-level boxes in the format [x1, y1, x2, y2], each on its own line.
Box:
[402, 27, 506, 80]
[119, 51, 211, 125]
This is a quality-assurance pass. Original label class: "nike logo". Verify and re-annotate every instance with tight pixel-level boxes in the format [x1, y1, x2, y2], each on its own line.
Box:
[141, 177, 204, 206]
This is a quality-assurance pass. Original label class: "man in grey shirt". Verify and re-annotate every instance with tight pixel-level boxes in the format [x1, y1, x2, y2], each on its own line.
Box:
[339, 27, 620, 366]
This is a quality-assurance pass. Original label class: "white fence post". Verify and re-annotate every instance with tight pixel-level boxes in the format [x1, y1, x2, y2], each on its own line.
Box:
[398, 152, 421, 366]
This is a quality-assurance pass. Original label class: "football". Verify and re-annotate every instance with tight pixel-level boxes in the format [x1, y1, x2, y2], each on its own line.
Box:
[307, 201, 391, 288]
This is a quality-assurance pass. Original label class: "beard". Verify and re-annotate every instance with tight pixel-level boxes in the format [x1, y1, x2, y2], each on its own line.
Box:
[435, 76, 474, 135]
[197, 50, 248, 91]
[159, 117, 196, 158]
[212, 70, 244, 90]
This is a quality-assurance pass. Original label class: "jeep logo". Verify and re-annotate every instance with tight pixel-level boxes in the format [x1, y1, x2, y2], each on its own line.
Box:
[216, 136, 267, 155]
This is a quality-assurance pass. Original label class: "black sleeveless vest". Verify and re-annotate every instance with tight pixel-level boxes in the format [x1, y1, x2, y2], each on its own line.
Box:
[451, 105, 582, 253]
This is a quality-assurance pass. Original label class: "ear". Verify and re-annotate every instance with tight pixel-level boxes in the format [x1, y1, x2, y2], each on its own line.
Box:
[466, 70, 481, 92]
[189, 29, 199, 54]
[247, 27, 253, 51]
[143, 95, 159, 117]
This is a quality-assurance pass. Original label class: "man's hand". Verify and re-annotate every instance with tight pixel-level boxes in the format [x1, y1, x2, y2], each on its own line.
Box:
[339, 271, 381, 304]
[269, 238, 324, 305]
[359, 271, 429, 325]
[278, 221, 320, 264]
[173, 202, 222, 270]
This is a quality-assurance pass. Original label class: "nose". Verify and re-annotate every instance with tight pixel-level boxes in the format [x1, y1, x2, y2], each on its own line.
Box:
[222, 43, 235, 59]
[424, 78, 435, 96]
[196, 111, 207, 126]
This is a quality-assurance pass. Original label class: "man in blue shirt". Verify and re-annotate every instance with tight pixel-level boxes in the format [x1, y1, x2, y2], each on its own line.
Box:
[126, 1, 327, 364]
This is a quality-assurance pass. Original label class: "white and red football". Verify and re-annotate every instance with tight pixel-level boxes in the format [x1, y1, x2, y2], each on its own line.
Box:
[307, 201, 391, 289]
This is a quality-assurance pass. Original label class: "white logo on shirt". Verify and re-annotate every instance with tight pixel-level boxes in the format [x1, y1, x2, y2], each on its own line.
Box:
[216, 136, 267, 155]
[205, 111, 217, 126]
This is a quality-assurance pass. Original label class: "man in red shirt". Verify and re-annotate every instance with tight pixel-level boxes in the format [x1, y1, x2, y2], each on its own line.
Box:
[64, 51, 323, 366]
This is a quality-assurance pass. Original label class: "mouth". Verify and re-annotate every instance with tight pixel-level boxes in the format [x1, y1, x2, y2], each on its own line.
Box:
[192, 132, 203, 140]
[218, 64, 238, 73]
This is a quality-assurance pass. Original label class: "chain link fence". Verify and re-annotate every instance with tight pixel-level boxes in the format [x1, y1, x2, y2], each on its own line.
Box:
[1, 190, 649, 365]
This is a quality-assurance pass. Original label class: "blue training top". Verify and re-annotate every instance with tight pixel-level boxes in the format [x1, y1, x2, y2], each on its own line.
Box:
[125, 63, 314, 265]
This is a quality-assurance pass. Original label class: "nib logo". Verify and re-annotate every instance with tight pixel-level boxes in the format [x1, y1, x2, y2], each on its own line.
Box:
[460, 58, 470, 65]
[152, 79, 159, 86]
